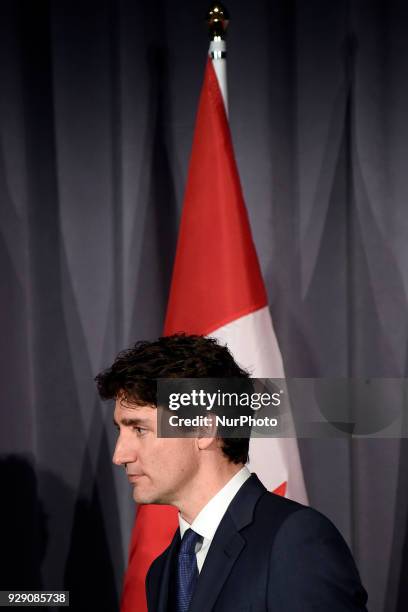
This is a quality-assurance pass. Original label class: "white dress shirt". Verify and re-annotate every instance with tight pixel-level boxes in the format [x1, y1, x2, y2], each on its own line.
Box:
[178, 466, 251, 572]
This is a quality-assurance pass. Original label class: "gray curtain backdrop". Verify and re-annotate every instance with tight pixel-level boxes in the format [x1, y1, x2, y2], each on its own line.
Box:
[1, 0, 407, 610]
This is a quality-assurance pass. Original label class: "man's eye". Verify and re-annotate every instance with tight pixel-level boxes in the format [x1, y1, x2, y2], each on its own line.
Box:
[133, 427, 147, 436]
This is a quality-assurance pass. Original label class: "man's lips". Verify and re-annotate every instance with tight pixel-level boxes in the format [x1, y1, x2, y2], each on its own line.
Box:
[128, 474, 144, 483]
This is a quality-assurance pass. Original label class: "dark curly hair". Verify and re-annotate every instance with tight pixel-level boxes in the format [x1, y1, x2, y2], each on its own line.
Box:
[95, 333, 250, 464]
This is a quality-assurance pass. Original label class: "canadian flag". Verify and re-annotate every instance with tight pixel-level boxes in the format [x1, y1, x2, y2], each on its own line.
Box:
[120, 54, 307, 612]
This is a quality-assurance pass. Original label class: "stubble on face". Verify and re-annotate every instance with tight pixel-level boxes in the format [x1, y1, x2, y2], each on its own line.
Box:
[113, 399, 199, 507]
[131, 435, 199, 507]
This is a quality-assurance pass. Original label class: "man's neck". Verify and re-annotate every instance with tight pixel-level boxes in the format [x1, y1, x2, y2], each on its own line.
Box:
[176, 462, 244, 524]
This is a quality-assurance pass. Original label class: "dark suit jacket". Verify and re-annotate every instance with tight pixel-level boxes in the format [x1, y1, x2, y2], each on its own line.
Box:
[146, 474, 368, 611]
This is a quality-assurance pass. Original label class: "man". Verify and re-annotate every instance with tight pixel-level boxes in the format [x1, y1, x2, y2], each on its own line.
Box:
[96, 334, 368, 611]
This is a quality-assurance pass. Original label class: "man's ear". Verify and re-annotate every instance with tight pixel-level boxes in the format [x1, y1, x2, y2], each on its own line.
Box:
[196, 413, 218, 450]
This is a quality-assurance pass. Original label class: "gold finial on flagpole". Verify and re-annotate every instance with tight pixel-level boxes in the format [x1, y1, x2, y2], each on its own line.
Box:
[206, 2, 229, 41]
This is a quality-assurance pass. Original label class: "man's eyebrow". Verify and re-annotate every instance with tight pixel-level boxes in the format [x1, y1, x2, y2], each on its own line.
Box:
[113, 417, 151, 428]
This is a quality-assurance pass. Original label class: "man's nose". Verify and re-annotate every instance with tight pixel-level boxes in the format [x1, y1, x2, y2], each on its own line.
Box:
[112, 434, 136, 466]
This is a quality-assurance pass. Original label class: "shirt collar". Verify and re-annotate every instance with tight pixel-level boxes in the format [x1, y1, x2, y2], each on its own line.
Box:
[178, 466, 251, 541]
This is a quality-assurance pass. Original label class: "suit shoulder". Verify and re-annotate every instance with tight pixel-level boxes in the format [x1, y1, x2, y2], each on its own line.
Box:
[258, 494, 353, 555]
[257, 491, 344, 539]
[273, 503, 351, 547]
[238, 490, 308, 548]
[255, 494, 358, 566]
[255, 489, 308, 523]
[264, 502, 368, 609]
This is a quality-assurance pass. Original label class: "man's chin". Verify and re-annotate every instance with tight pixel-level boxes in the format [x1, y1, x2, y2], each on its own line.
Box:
[132, 485, 155, 505]
[132, 485, 167, 506]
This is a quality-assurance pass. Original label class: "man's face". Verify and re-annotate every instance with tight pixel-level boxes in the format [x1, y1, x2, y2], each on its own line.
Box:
[112, 397, 199, 506]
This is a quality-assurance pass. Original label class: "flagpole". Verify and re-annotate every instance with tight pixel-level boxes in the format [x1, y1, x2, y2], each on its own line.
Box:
[207, 2, 229, 111]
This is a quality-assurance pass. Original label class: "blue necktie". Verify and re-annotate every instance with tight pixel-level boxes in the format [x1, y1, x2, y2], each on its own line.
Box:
[175, 528, 201, 612]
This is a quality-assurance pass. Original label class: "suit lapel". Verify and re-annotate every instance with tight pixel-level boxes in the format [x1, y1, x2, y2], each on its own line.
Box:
[189, 474, 266, 611]
[189, 512, 245, 611]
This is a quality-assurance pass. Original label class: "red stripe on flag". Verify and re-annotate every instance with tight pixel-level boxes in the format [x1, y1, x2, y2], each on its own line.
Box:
[164, 59, 267, 336]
